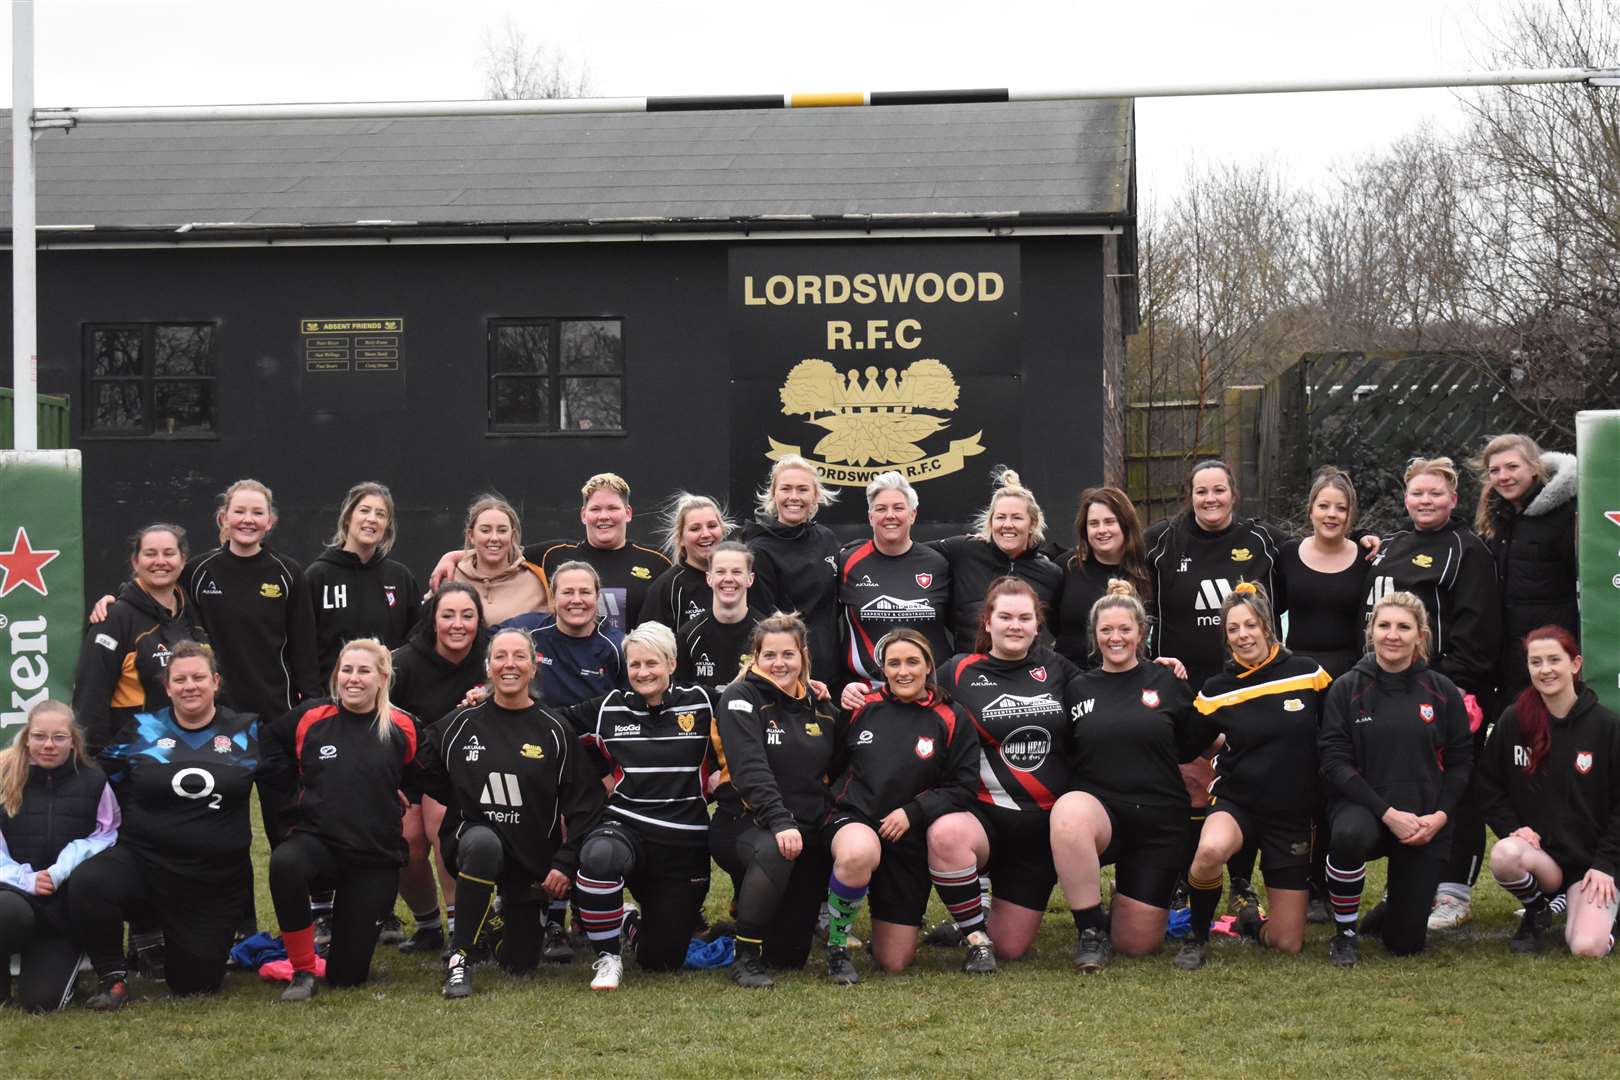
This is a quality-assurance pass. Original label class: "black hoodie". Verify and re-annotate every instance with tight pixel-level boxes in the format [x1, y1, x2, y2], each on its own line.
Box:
[743, 517, 842, 675]
[390, 621, 490, 730]
[1365, 516, 1501, 697]
[1484, 451, 1579, 698]
[306, 546, 424, 682]
[72, 581, 206, 751]
[1318, 656, 1473, 851]
[713, 669, 846, 833]
[1476, 686, 1620, 878]
[930, 535, 1062, 648]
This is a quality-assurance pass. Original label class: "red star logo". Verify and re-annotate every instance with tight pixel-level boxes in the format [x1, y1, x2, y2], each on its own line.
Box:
[0, 527, 61, 597]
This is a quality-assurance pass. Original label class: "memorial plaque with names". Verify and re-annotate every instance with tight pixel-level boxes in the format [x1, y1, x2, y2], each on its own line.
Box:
[301, 318, 405, 373]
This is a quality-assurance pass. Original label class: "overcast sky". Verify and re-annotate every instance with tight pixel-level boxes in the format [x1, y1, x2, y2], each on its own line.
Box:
[2, 0, 1516, 204]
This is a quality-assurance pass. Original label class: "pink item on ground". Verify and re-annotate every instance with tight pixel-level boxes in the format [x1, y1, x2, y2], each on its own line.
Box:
[259, 957, 327, 982]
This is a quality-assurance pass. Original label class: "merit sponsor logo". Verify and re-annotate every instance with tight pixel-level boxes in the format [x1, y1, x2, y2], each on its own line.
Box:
[999, 725, 1052, 772]
[1193, 579, 1234, 626]
[480, 771, 524, 822]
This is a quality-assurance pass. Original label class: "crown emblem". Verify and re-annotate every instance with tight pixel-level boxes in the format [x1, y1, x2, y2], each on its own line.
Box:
[780, 358, 959, 465]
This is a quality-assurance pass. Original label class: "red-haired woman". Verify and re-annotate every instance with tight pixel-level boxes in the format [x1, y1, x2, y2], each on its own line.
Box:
[1477, 626, 1620, 956]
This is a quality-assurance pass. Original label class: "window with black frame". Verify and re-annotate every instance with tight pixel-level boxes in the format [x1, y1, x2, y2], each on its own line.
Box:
[488, 317, 623, 433]
[83, 322, 218, 436]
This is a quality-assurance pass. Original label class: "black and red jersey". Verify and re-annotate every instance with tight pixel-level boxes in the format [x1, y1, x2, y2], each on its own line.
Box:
[557, 685, 718, 847]
[828, 687, 979, 829]
[264, 698, 420, 867]
[417, 699, 605, 882]
[939, 648, 1081, 812]
[1066, 661, 1204, 810]
[838, 540, 952, 684]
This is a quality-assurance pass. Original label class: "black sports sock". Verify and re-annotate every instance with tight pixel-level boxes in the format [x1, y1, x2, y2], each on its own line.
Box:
[453, 872, 496, 952]
[1187, 869, 1224, 943]
[1070, 905, 1106, 936]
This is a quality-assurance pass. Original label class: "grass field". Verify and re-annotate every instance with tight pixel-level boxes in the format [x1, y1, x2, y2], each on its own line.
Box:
[4, 827, 1613, 1080]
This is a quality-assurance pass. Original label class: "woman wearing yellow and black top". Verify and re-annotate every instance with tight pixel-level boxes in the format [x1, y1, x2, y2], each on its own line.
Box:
[1175, 583, 1331, 971]
[711, 613, 845, 988]
[72, 524, 205, 754]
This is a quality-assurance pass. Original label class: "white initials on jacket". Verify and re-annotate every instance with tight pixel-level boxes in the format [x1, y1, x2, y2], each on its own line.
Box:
[323, 584, 348, 610]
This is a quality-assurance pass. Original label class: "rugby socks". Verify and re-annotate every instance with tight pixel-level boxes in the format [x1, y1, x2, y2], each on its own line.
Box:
[310, 893, 335, 919]
[1494, 869, 1544, 909]
[547, 897, 568, 929]
[575, 872, 626, 956]
[931, 864, 985, 933]
[1187, 869, 1225, 943]
[284, 925, 318, 974]
[1326, 858, 1366, 930]
[825, 873, 869, 950]
[411, 905, 443, 935]
[454, 872, 497, 952]
[1070, 904, 1106, 936]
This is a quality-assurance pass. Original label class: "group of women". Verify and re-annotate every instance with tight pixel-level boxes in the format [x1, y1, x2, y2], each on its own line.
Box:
[0, 430, 1609, 1012]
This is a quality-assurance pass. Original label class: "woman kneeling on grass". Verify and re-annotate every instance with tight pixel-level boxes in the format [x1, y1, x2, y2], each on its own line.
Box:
[1318, 592, 1472, 966]
[822, 629, 980, 983]
[1175, 582, 1331, 971]
[265, 638, 423, 1001]
[1476, 626, 1620, 956]
[1049, 581, 1203, 973]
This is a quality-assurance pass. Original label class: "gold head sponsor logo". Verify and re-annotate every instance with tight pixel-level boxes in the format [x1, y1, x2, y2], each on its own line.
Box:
[520, 743, 544, 759]
[259, 582, 283, 599]
[767, 358, 984, 487]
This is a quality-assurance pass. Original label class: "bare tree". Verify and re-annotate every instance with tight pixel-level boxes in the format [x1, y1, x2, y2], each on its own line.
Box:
[480, 18, 592, 100]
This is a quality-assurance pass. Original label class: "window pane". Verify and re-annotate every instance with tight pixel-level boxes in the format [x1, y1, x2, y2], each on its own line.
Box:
[154, 325, 215, 376]
[92, 329, 143, 377]
[91, 382, 144, 430]
[561, 377, 621, 431]
[152, 380, 215, 434]
[494, 324, 551, 374]
[492, 375, 552, 429]
[561, 320, 622, 374]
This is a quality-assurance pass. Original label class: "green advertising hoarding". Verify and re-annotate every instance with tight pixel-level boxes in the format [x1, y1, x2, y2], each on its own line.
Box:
[0, 451, 84, 748]
[1577, 412, 1620, 715]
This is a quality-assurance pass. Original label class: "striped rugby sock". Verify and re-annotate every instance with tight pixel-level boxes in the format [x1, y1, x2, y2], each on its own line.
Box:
[930, 864, 985, 933]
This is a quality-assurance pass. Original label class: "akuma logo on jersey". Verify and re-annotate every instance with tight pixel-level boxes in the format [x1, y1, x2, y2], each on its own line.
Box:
[851, 573, 880, 589]
[766, 357, 985, 487]
[969, 673, 997, 688]
[1000, 726, 1052, 772]
[859, 595, 936, 621]
[463, 735, 485, 763]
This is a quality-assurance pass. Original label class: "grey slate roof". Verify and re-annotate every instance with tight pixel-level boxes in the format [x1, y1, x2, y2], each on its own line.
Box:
[0, 99, 1132, 237]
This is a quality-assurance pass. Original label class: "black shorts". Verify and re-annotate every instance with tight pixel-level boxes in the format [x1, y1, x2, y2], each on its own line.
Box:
[1094, 796, 1187, 909]
[970, 802, 1056, 911]
[828, 812, 930, 927]
[1208, 797, 1313, 891]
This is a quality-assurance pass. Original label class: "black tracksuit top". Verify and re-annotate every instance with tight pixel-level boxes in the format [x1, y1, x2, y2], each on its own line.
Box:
[828, 687, 979, 830]
[1476, 687, 1620, 878]
[99, 705, 260, 881]
[417, 699, 605, 882]
[939, 647, 1081, 813]
[305, 546, 424, 683]
[838, 540, 953, 684]
[1051, 554, 1138, 668]
[72, 581, 206, 751]
[638, 561, 711, 633]
[1364, 517, 1502, 696]
[676, 608, 766, 685]
[389, 628, 490, 731]
[1318, 656, 1473, 825]
[1145, 514, 1287, 690]
[1066, 661, 1203, 810]
[528, 538, 671, 634]
[930, 535, 1062, 649]
[743, 517, 843, 676]
[264, 698, 421, 867]
[181, 545, 321, 724]
[714, 669, 845, 833]
[1193, 648, 1332, 815]
[558, 685, 718, 847]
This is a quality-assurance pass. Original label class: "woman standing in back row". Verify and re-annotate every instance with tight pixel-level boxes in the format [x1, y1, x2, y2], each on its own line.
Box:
[306, 482, 423, 682]
[744, 456, 844, 678]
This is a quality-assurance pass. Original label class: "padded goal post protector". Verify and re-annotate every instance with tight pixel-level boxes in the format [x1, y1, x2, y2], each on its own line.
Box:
[0, 450, 84, 749]
[1577, 411, 1620, 714]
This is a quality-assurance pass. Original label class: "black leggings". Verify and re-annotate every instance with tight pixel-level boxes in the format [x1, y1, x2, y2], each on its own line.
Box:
[1441, 726, 1491, 890]
[268, 833, 400, 988]
[575, 823, 710, 972]
[70, 846, 247, 996]
[1327, 801, 1445, 956]
[0, 888, 83, 1013]
[710, 812, 830, 970]
[443, 825, 546, 974]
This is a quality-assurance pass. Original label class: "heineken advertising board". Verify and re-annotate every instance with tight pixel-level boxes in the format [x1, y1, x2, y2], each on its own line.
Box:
[729, 243, 1019, 524]
[1577, 411, 1620, 714]
[0, 451, 83, 749]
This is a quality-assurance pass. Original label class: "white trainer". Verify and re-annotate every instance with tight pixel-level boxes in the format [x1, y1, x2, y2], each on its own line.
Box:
[590, 951, 624, 991]
[1427, 894, 1473, 931]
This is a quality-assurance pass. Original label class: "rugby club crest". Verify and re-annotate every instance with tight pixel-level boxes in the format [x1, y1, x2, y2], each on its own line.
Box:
[1576, 751, 1594, 774]
[915, 735, 936, 759]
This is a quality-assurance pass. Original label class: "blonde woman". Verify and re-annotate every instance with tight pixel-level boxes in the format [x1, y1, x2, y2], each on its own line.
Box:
[306, 481, 424, 681]
[744, 456, 843, 678]
[639, 492, 732, 630]
[450, 494, 549, 628]
[0, 701, 119, 1012]
[932, 469, 1061, 647]
[263, 639, 423, 1001]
